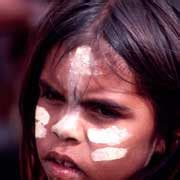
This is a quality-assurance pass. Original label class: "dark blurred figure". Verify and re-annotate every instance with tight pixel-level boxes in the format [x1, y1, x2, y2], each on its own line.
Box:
[0, 0, 50, 179]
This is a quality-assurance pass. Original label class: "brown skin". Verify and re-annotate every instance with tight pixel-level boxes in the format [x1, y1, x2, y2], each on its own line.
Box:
[36, 46, 159, 180]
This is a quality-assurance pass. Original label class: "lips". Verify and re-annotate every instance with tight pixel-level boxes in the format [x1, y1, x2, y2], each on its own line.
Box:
[44, 151, 86, 179]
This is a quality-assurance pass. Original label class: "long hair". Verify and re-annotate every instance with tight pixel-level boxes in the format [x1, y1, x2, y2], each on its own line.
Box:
[19, 0, 180, 179]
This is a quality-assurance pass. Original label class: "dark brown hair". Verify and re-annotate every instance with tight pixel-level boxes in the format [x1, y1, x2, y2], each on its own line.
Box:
[19, 0, 180, 179]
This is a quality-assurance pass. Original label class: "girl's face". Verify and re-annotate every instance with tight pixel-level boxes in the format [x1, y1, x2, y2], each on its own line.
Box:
[35, 46, 157, 180]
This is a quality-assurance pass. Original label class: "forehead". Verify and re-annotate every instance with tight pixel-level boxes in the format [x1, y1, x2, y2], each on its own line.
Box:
[41, 45, 136, 94]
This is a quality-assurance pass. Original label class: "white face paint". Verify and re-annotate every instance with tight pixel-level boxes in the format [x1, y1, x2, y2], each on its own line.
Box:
[87, 126, 131, 146]
[51, 46, 100, 135]
[50, 46, 130, 162]
[67, 46, 102, 104]
[91, 147, 127, 162]
[35, 106, 50, 138]
[69, 46, 93, 76]
[35, 121, 47, 139]
[51, 110, 80, 138]
[69, 46, 102, 76]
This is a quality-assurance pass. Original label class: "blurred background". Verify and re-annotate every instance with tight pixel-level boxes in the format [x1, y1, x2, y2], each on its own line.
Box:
[0, 0, 50, 179]
[0, 0, 179, 180]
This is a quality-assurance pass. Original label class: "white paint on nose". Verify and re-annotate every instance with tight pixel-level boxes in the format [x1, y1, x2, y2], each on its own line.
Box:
[51, 111, 80, 139]
[35, 106, 50, 138]
[91, 147, 127, 161]
[87, 126, 131, 146]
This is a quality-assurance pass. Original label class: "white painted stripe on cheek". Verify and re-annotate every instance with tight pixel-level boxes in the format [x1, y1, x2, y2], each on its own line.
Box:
[87, 126, 131, 145]
[91, 147, 127, 161]
[35, 121, 47, 138]
[35, 106, 50, 138]
[35, 106, 50, 125]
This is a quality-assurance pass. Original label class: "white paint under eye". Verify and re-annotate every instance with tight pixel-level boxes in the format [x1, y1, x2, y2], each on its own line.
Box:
[51, 111, 80, 138]
[87, 126, 131, 146]
[35, 121, 47, 138]
[35, 106, 50, 125]
[91, 147, 127, 161]
[35, 106, 50, 138]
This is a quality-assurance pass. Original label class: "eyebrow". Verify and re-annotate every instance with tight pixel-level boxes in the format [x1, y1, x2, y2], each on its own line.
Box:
[81, 98, 132, 114]
[39, 79, 66, 101]
[39, 79, 132, 115]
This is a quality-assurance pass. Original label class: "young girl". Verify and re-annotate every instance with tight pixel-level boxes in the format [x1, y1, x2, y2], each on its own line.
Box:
[19, 0, 180, 179]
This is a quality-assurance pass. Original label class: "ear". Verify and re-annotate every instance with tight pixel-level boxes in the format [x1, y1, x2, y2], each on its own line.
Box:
[154, 136, 166, 154]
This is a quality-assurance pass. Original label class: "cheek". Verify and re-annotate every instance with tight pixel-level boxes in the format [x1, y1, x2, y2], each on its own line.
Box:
[36, 128, 53, 161]
[114, 126, 157, 174]
[91, 147, 128, 162]
[35, 121, 47, 138]
[87, 125, 156, 169]
[35, 105, 50, 139]
[124, 133, 156, 168]
[35, 105, 53, 159]
[87, 126, 131, 146]
[87, 126, 131, 162]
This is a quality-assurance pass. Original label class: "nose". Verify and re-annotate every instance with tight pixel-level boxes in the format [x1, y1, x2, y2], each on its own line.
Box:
[51, 110, 84, 144]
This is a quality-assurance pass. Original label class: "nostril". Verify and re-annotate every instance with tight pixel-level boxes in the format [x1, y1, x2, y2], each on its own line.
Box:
[51, 112, 83, 144]
[65, 137, 79, 144]
[51, 125, 80, 145]
[52, 130, 80, 145]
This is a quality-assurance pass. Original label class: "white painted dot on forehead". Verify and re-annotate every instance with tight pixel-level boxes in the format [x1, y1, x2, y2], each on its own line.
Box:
[91, 147, 128, 162]
[35, 106, 50, 138]
[87, 126, 131, 146]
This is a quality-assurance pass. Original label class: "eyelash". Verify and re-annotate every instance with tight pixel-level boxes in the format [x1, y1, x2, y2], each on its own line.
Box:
[84, 103, 122, 120]
[39, 86, 64, 104]
[39, 82, 124, 121]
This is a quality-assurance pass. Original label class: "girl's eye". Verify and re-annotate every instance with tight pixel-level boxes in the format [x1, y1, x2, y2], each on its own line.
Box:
[82, 100, 124, 120]
[39, 81, 65, 103]
[41, 88, 58, 100]
[89, 104, 121, 119]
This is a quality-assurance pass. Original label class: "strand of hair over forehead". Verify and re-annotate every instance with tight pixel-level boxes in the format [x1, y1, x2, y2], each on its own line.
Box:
[46, 0, 118, 62]
[45, 0, 180, 88]
[38, 0, 180, 85]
